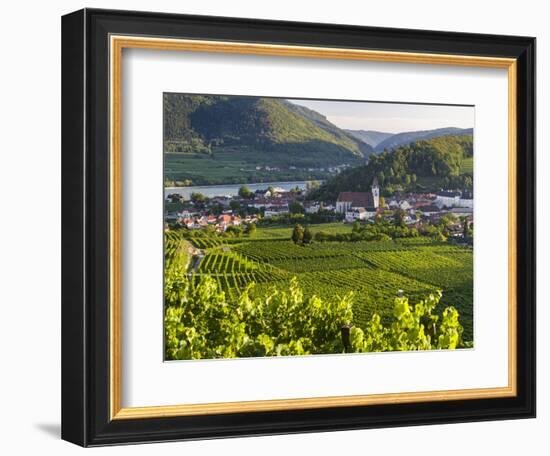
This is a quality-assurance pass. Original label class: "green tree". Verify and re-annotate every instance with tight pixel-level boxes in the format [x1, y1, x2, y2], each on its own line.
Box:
[229, 200, 241, 211]
[210, 203, 223, 215]
[462, 217, 470, 240]
[378, 196, 386, 208]
[238, 185, 254, 199]
[190, 192, 208, 208]
[303, 226, 313, 244]
[394, 209, 406, 227]
[291, 223, 304, 244]
[352, 221, 361, 233]
[244, 223, 257, 236]
[289, 200, 304, 214]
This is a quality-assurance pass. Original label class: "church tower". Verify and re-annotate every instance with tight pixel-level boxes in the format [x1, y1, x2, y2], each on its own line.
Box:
[371, 177, 380, 209]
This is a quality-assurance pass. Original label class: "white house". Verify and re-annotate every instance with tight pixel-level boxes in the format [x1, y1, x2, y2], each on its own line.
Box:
[264, 208, 289, 218]
[435, 190, 474, 209]
[435, 191, 461, 208]
[345, 208, 368, 223]
[303, 202, 320, 214]
[398, 200, 412, 210]
[457, 198, 474, 208]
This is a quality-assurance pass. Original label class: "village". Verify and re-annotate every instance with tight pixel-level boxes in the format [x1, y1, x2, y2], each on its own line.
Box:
[165, 177, 473, 240]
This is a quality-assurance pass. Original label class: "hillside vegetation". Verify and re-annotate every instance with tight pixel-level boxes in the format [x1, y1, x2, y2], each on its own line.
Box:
[374, 127, 473, 152]
[164, 94, 371, 167]
[310, 134, 474, 200]
[165, 225, 472, 360]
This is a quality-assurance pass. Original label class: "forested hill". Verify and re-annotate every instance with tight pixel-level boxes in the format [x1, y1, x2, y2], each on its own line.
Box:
[163, 94, 372, 166]
[373, 127, 473, 152]
[309, 134, 474, 200]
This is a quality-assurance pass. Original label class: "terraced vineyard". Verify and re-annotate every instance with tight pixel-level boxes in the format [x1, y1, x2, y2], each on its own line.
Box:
[164, 230, 191, 269]
[197, 252, 260, 274]
[166, 226, 474, 342]
[357, 247, 473, 336]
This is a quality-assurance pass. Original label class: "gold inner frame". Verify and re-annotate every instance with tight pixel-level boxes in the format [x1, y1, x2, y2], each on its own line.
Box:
[109, 35, 518, 420]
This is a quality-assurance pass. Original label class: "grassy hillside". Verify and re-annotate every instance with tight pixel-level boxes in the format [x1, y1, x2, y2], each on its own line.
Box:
[164, 94, 370, 168]
[310, 134, 474, 200]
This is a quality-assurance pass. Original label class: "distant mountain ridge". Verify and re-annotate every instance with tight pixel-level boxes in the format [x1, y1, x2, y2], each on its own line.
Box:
[373, 127, 473, 152]
[346, 127, 474, 151]
[345, 130, 394, 148]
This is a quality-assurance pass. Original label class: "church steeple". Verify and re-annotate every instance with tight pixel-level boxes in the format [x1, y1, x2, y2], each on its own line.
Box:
[371, 177, 380, 208]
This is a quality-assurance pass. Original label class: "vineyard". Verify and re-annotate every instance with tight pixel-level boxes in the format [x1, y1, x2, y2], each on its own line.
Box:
[165, 225, 474, 341]
[164, 230, 191, 269]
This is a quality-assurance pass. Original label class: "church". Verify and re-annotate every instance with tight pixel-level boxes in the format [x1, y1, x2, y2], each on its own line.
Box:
[335, 178, 380, 222]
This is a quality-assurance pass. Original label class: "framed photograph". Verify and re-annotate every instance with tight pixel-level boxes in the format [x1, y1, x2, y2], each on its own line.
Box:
[61, 8, 535, 446]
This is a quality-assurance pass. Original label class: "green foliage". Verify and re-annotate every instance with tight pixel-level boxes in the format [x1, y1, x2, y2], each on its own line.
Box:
[238, 185, 254, 199]
[165, 273, 354, 359]
[313, 217, 419, 243]
[190, 192, 208, 206]
[164, 229, 191, 269]
[291, 224, 304, 244]
[224, 225, 243, 236]
[232, 235, 472, 340]
[303, 226, 313, 244]
[164, 271, 466, 360]
[393, 209, 406, 227]
[289, 200, 305, 215]
[374, 127, 473, 153]
[163, 94, 370, 169]
[310, 134, 474, 201]
[229, 200, 241, 211]
[259, 211, 343, 226]
[244, 222, 257, 236]
[350, 291, 464, 352]
[170, 223, 473, 343]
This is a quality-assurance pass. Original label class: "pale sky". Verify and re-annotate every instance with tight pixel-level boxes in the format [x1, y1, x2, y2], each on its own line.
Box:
[288, 99, 474, 134]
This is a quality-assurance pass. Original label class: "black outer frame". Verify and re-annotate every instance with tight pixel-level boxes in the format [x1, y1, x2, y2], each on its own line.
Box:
[61, 8, 536, 447]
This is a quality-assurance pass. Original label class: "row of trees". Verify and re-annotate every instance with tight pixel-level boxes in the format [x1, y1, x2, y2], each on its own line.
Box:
[181, 222, 257, 239]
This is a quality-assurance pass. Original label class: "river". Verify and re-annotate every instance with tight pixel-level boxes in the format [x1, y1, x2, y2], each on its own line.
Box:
[164, 180, 320, 199]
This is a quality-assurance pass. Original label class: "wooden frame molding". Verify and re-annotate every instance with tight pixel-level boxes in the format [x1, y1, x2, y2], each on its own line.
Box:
[109, 35, 518, 421]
